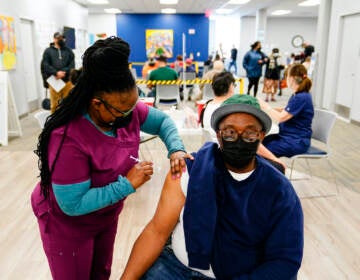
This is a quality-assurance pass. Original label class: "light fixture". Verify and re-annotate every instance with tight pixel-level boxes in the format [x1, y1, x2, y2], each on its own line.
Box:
[227, 0, 251, 4]
[271, 10, 292, 16]
[87, 0, 109, 4]
[160, 0, 178, 4]
[161, 8, 176, 14]
[215, 8, 233, 15]
[298, 0, 320, 7]
[104, 8, 121, 13]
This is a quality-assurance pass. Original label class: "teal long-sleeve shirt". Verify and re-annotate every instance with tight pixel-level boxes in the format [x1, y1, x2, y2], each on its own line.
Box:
[53, 106, 185, 216]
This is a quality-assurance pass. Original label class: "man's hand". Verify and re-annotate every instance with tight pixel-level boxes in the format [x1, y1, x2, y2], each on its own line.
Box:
[169, 151, 194, 179]
[56, 71, 66, 79]
[126, 161, 154, 189]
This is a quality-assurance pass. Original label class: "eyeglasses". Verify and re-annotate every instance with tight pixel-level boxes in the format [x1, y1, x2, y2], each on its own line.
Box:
[96, 97, 137, 117]
[219, 127, 261, 143]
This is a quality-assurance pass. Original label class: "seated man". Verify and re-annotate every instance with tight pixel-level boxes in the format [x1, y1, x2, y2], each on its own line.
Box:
[147, 55, 178, 99]
[121, 94, 304, 280]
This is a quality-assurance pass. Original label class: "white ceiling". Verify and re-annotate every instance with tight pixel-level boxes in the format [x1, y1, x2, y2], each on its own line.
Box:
[73, 0, 319, 17]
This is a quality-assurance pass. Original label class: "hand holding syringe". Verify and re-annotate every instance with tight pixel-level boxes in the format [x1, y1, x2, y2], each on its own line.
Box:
[126, 155, 154, 189]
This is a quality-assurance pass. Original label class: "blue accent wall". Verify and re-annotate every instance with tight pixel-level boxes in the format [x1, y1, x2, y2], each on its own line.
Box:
[116, 14, 209, 65]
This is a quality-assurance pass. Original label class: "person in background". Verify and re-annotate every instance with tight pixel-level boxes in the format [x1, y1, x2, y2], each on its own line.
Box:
[302, 42, 315, 61]
[262, 48, 284, 102]
[228, 45, 238, 75]
[171, 55, 184, 73]
[201, 71, 235, 139]
[147, 55, 178, 99]
[69, 67, 82, 85]
[258, 64, 314, 157]
[242, 41, 268, 97]
[31, 37, 192, 280]
[142, 57, 158, 79]
[287, 53, 296, 66]
[41, 32, 75, 113]
[120, 94, 303, 280]
[203, 55, 213, 74]
[302, 56, 311, 71]
[193, 60, 225, 101]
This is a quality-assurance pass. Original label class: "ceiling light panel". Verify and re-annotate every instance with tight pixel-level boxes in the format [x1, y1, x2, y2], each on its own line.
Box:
[161, 8, 176, 14]
[160, 0, 178, 4]
[88, 0, 109, 4]
[227, 0, 251, 4]
[104, 8, 121, 13]
[298, 0, 320, 6]
[271, 10, 292, 15]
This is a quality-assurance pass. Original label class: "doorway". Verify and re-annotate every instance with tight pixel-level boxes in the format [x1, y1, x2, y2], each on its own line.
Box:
[335, 13, 360, 122]
[20, 19, 39, 111]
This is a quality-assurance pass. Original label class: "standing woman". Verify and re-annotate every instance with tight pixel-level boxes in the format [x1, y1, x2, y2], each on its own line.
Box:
[242, 41, 267, 97]
[257, 64, 314, 157]
[31, 37, 191, 280]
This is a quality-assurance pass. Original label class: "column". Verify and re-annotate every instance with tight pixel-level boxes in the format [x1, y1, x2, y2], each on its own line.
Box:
[255, 8, 267, 43]
[313, 0, 332, 108]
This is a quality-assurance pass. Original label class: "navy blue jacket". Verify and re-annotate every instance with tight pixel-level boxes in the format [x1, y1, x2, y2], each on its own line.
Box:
[184, 142, 303, 280]
[242, 50, 266, 78]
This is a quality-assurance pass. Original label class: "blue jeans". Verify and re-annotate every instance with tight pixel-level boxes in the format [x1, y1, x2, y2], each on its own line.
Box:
[141, 246, 215, 280]
[228, 60, 237, 74]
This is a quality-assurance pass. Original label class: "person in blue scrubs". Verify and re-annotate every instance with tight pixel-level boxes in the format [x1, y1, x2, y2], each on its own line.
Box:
[257, 64, 314, 157]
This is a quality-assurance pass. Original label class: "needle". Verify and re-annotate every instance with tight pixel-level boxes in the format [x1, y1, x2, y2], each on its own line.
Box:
[130, 155, 141, 163]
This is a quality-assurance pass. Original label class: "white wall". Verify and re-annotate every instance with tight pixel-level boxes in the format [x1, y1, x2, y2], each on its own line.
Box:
[0, 0, 88, 115]
[321, 0, 360, 121]
[88, 14, 117, 38]
[238, 16, 317, 76]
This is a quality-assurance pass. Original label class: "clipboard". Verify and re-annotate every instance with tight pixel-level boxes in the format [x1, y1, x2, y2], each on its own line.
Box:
[46, 75, 66, 92]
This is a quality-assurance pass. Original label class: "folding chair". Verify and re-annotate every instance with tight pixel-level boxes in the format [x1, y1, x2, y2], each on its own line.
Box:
[179, 71, 196, 82]
[155, 84, 180, 108]
[34, 110, 51, 129]
[289, 108, 339, 197]
[130, 68, 138, 80]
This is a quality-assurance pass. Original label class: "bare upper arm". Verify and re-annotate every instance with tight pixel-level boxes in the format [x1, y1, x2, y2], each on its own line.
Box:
[150, 171, 185, 239]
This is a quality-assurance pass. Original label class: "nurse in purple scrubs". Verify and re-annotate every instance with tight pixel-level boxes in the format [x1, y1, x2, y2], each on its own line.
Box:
[31, 36, 191, 280]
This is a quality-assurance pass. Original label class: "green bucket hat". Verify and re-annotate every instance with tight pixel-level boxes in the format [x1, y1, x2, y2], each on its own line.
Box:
[210, 94, 272, 133]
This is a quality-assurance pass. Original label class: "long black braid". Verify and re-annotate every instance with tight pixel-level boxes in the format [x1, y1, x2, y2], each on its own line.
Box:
[34, 36, 136, 198]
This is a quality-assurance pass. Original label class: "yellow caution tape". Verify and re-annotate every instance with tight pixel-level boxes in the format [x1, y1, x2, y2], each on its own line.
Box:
[136, 78, 243, 85]
[136, 78, 245, 94]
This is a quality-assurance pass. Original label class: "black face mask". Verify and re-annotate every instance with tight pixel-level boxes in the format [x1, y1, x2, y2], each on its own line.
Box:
[220, 138, 260, 169]
[58, 39, 66, 48]
[109, 111, 133, 129]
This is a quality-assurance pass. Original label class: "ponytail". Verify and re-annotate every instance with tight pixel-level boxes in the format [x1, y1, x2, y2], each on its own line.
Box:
[288, 64, 312, 93]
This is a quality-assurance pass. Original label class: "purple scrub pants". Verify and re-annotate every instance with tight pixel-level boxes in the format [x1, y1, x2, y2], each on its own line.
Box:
[31, 184, 121, 280]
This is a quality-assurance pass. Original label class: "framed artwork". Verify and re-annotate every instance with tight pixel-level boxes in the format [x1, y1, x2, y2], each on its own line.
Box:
[145, 29, 173, 58]
[0, 15, 16, 70]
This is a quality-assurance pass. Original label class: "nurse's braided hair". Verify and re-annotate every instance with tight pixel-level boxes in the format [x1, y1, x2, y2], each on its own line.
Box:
[34, 36, 136, 198]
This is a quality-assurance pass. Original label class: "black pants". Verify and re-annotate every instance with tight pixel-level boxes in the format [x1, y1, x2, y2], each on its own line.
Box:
[247, 77, 261, 97]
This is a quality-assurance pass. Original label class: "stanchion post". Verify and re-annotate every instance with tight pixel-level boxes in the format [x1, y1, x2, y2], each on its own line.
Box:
[239, 78, 244, 94]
